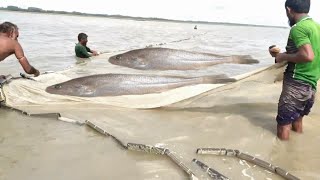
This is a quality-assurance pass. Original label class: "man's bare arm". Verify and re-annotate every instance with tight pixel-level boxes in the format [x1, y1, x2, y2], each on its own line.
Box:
[275, 44, 314, 63]
[14, 42, 40, 76]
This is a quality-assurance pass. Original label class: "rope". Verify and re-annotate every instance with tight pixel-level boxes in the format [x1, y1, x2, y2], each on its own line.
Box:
[85, 120, 198, 179]
[196, 148, 300, 180]
[99, 31, 209, 55]
[192, 159, 229, 180]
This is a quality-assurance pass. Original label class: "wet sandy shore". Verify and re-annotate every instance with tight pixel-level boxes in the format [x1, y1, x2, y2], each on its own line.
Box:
[0, 108, 186, 180]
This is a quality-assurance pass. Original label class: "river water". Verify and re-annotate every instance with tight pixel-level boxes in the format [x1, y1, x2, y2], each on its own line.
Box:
[1, 10, 319, 180]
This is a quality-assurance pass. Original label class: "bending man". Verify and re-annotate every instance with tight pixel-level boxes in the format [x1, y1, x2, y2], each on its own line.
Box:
[0, 22, 40, 77]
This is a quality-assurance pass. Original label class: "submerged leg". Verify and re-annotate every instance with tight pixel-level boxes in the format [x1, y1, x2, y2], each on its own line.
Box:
[277, 124, 291, 140]
[292, 116, 303, 133]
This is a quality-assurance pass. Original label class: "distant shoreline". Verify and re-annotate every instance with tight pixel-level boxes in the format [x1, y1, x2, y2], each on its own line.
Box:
[0, 6, 287, 29]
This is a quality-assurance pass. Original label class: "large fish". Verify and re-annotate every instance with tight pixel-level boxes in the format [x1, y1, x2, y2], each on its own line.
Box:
[45, 74, 236, 97]
[108, 48, 259, 70]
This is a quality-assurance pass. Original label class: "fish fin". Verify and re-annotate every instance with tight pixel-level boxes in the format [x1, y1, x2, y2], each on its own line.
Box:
[232, 55, 259, 64]
[134, 58, 148, 69]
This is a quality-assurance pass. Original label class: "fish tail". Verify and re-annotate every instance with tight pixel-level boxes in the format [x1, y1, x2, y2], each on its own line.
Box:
[200, 74, 236, 84]
[231, 55, 260, 64]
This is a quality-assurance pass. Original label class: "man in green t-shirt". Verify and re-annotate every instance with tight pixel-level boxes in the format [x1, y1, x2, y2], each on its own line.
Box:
[269, 0, 320, 140]
[75, 33, 99, 58]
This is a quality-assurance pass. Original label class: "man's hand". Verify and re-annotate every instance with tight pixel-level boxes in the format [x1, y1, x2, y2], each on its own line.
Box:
[274, 53, 287, 63]
[273, 44, 314, 64]
[269, 45, 281, 57]
[91, 50, 99, 56]
[34, 69, 40, 77]
[0, 75, 6, 80]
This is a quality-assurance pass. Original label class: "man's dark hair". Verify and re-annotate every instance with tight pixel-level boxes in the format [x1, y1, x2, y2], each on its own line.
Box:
[285, 0, 310, 13]
[78, 33, 88, 41]
[0, 22, 18, 33]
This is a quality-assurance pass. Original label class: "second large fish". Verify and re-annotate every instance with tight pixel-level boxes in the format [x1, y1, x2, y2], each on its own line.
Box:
[108, 48, 259, 70]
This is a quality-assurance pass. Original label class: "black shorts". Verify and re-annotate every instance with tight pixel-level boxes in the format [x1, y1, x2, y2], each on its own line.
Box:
[276, 77, 315, 126]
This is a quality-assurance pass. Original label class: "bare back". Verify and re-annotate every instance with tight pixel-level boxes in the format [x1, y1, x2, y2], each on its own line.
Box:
[0, 35, 21, 61]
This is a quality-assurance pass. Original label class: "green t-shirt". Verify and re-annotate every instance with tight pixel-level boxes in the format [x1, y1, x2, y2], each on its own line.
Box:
[75, 43, 91, 58]
[285, 16, 320, 89]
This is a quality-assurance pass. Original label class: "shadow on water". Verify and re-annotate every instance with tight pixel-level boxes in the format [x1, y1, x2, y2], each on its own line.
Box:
[166, 102, 278, 135]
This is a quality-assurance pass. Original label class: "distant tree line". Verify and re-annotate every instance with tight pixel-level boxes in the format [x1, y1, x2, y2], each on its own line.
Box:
[0, 5, 187, 21]
[1, 6, 41, 12]
[0, 5, 154, 19]
[1, 6, 76, 14]
[0, 5, 286, 29]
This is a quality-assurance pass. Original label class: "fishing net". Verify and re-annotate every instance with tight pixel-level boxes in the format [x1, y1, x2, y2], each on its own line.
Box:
[1, 53, 318, 179]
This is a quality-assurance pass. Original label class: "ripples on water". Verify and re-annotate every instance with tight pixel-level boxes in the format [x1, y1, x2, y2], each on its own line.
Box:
[4, 10, 318, 180]
[0, 10, 288, 75]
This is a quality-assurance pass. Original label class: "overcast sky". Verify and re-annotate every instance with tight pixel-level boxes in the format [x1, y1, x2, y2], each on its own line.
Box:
[1, 0, 319, 26]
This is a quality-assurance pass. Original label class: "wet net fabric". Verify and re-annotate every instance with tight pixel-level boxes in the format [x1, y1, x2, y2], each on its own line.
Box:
[2, 71, 222, 109]
[2, 51, 263, 110]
